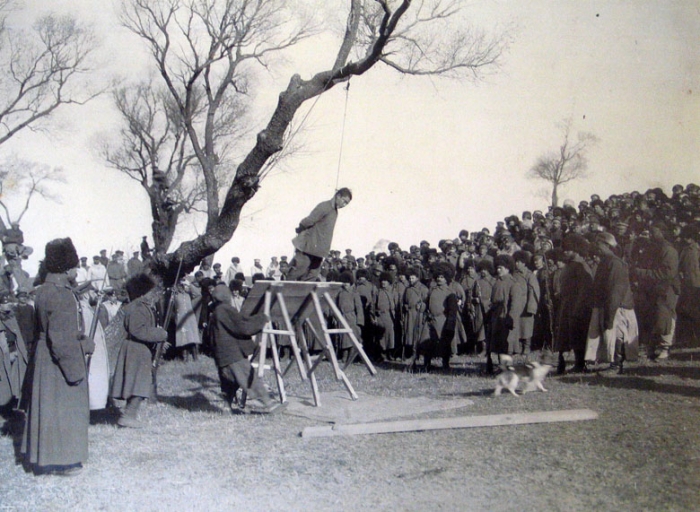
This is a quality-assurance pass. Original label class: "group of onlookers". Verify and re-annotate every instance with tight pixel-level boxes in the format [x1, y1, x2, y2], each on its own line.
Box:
[2, 183, 699, 476]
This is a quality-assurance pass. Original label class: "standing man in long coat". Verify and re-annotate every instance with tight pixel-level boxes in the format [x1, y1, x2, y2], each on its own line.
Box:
[585, 233, 639, 372]
[111, 273, 167, 428]
[402, 268, 428, 360]
[0, 296, 29, 408]
[487, 254, 526, 373]
[555, 234, 593, 374]
[21, 238, 93, 476]
[335, 271, 364, 362]
[513, 250, 540, 357]
[424, 263, 459, 371]
[287, 188, 352, 281]
[633, 220, 680, 360]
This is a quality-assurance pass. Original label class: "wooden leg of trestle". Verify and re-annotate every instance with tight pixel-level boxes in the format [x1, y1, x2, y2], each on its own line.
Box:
[298, 326, 321, 407]
[267, 333, 286, 403]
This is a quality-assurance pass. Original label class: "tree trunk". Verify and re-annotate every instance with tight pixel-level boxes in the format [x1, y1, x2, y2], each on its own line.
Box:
[551, 184, 559, 208]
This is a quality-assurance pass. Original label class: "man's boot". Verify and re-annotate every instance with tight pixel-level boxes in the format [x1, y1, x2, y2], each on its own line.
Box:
[118, 397, 144, 428]
[557, 352, 566, 375]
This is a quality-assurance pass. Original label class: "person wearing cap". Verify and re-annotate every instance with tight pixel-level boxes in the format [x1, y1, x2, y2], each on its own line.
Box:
[421, 262, 459, 371]
[250, 258, 264, 278]
[677, 225, 700, 337]
[633, 220, 680, 360]
[140, 236, 151, 260]
[266, 256, 282, 281]
[76, 256, 90, 284]
[554, 234, 594, 374]
[335, 271, 364, 363]
[111, 273, 168, 428]
[107, 252, 128, 293]
[486, 254, 526, 374]
[127, 251, 144, 277]
[287, 188, 353, 281]
[86, 255, 110, 292]
[22, 238, 93, 476]
[208, 283, 284, 414]
[585, 232, 638, 373]
[224, 257, 244, 286]
[513, 250, 540, 358]
[373, 271, 399, 362]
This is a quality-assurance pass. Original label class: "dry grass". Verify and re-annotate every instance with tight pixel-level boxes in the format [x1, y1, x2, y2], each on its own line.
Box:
[1, 348, 700, 511]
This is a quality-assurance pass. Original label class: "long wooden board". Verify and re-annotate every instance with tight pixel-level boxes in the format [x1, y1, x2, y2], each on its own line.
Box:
[301, 409, 598, 438]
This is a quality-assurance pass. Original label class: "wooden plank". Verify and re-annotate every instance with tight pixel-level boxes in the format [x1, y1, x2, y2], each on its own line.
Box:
[301, 409, 598, 438]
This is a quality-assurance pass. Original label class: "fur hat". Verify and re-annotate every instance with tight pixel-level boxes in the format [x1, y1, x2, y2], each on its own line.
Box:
[562, 234, 590, 256]
[431, 261, 455, 283]
[338, 270, 355, 285]
[356, 268, 369, 279]
[493, 254, 515, 274]
[44, 238, 79, 274]
[476, 259, 495, 275]
[379, 271, 393, 284]
[513, 250, 532, 267]
[125, 273, 156, 301]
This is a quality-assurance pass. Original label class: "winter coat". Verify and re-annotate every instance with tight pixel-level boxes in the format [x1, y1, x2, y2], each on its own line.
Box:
[111, 297, 167, 399]
[21, 273, 90, 467]
[336, 286, 364, 350]
[403, 281, 428, 348]
[210, 301, 267, 368]
[489, 273, 526, 354]
[555, 257, 593, 352]
[0, 314, 28, 406]
[292, 199, 339, 258]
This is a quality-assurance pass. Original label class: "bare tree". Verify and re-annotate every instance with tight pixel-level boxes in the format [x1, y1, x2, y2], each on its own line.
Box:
[101, 80, 216, 254]
[0, 155, 66, 231]
[0, 8, 99, 146]
[528, 118, 598, 208]
[121, 0, 508, 282]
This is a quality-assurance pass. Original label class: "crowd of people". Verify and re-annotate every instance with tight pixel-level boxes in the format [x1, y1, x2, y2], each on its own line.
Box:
[1, 183, 700, 476]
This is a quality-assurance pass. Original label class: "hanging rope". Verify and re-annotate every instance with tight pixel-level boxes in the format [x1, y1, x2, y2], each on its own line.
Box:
[335, 80, 351, 192]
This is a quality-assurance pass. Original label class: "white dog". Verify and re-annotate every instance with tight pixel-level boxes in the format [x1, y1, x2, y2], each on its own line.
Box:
[494, 355, 552, 397]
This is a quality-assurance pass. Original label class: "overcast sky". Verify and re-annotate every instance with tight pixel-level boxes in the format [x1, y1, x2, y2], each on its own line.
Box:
[4, 0, 699, 275]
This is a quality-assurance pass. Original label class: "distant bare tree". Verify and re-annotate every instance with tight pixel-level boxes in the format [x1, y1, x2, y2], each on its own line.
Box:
[121, 0, 509, 282]
[0, 155, 66, 231]
[528, 118, 598, 208]
[0, 7, 99, 146]
[101, 80, 221, 254]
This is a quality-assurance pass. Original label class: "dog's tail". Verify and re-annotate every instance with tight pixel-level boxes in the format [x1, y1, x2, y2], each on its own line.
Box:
[499, 354, 515, 370]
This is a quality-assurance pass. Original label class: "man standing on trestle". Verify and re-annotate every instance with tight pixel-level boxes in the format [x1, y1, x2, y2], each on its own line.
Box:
[287, 188, 352, 281]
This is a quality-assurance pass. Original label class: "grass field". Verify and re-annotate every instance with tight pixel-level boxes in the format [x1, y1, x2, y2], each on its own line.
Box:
[1, 347, 699, 512]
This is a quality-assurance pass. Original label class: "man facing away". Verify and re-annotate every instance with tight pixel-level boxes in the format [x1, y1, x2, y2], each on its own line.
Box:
[287, 188, 352, 281]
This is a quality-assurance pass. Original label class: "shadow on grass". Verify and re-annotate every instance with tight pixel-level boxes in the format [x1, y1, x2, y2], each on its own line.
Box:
[158, 391, 223, 413]
[90, 406, 121, 425]
[181, 373, 220, 387]
[621, 365, 700, 380]
[375, 359, 485, 377]
[559, 373, 700, 398]
[439, 388, 494, 398]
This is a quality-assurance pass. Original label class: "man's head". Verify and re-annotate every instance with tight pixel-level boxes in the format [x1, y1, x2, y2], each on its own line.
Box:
[595, 232, 617, 254]
[334, 187, 353, 208]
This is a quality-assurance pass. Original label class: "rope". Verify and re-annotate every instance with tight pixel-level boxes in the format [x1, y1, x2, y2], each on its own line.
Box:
[335, 81, 351, 192]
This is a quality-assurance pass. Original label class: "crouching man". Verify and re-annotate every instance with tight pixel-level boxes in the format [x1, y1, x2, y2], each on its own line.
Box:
[209, 283, 285, 414]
